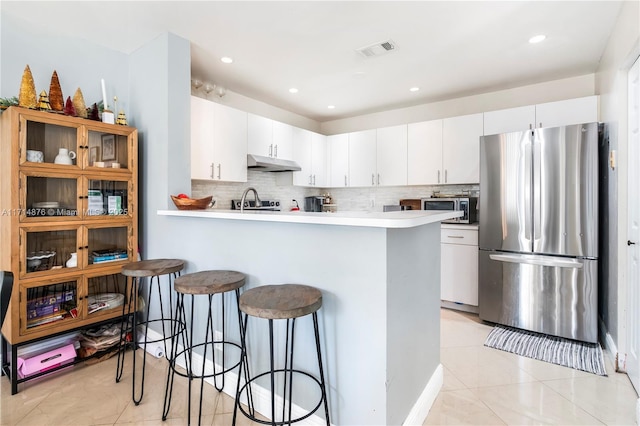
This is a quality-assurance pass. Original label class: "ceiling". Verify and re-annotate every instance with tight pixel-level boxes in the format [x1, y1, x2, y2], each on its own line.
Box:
[2, 1, 623, 122]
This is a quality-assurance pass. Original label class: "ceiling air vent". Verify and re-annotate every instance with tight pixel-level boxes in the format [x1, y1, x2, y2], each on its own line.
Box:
[356, 39, 397, 58]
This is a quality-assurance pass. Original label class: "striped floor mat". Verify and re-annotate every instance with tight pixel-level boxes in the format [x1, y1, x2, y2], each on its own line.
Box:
[484, 325, 607, 376]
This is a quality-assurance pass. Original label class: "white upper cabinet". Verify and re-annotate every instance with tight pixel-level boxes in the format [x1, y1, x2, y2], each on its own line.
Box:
[484, 96, 598, 135]
[247, 114, 294, 160]
[293, 129, 326, 187]
[534, 96, 598, 129]
[191, 96, 216, 180]
[348, 129, 377, 187]
[328, 133, 349, 187]
[408, 119, 443, 185]
[442, 113, 483, 184]
[191, 96, 247, 182]
[311, 132, 327, 187]
[292, 127, 313, 186]
[247, 113, 272, 157]
[376, 125, 407, 186]
[272, 120, 293, 160]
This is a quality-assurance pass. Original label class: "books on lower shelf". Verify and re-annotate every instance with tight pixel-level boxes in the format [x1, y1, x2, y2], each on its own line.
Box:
[91, 249, 128, 264]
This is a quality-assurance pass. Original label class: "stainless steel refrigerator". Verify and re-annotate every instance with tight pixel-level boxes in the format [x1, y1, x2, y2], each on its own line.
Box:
[479, 122, 599, 343]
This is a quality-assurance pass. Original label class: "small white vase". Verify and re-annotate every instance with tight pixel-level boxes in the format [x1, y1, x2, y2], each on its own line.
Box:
[66, 252, 77, 268]
[54, 148, 76, 165]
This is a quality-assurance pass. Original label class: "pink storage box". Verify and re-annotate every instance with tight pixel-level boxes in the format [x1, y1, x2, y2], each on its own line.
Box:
[17, 343, 76, 379]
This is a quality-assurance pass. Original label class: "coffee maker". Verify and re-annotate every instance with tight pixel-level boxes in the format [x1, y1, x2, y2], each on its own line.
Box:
[304, 196, 325, 212]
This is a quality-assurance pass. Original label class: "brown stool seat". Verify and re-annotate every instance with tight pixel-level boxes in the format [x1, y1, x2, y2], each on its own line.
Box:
[239, 284, 322, 320]
[121, 259, 185, 277]
[174, 270, 245, 295]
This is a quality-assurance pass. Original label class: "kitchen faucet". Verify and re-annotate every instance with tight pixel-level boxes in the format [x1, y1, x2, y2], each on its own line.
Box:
[240, 187, 261, 212]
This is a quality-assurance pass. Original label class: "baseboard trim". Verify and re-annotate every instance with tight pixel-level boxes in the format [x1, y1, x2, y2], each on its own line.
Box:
[142, 328, 329, 425]
[599, 318, 627, 373]
[403, 363, 443, 426]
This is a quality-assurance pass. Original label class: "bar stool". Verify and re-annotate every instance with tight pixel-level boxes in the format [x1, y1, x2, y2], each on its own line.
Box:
[233, 284, 330, 426]
[116, 258, 185, 405]
[163, 270, 247, 425]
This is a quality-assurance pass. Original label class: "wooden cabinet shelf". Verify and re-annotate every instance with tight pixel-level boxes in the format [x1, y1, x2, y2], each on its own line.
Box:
[0, 107, 138, 393]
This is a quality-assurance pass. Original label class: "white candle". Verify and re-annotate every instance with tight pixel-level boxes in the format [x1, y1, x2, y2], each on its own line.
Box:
[101, 78, 108, 109]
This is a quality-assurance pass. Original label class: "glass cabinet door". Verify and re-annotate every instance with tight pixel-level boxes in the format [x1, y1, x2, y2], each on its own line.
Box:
[84, 177, 131, 218]
[21, 117, 81, 167]
[21, 172, 80, 219]
[86, 130, 130, 171]
[21, 278, 80, 332]
[22, 227, 79, 276]
[86, 225, 131, 266]
[85, 272, 128, 318]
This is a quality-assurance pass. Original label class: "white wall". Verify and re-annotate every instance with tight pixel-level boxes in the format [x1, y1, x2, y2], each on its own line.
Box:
[595, 0, 640, 360]
[0, 13, 129, 114]
[320, 74, 595, 134]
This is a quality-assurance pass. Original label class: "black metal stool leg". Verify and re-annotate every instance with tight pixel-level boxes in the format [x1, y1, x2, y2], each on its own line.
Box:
[313, 312, 330, 425]
[268, 319, 276, 426]
[163, 293, 184, 421]
[116, 276, 137, 383]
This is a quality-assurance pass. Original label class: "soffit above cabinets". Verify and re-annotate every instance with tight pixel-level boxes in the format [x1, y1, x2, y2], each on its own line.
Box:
[3, 1, 622, 122]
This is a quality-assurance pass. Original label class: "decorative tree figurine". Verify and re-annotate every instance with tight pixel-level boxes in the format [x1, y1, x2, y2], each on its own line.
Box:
[63, 96, 76, 116]
[18, 65, 37, 109]
[116, 110, 128, 126]
[37, 90, 51, 111]
[88, 102, 100, 120]
[72, 88, 87, 118]
[49, 70, 64, 111]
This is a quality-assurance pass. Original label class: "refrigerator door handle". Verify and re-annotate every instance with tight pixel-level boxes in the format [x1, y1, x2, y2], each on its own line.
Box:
[489, 253, 584, 269]
[532, 130, 541, 245]
[524, 134, 533, 244]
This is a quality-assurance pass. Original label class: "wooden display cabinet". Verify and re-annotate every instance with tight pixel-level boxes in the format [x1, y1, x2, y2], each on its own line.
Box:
[0, 107, 138, 392]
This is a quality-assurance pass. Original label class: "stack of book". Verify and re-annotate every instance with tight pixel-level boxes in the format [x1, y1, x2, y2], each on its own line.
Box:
[26, 290, 75, 328]
[91, 249, 128, 264]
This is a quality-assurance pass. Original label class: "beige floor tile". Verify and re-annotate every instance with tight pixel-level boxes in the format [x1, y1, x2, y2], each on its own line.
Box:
[423, 389, 506, 425]
[442, 366, 466, 391]
[488, 348, 595, 382]
[442, 345, 537, 388]
[472, 381, 603, 425]
[542, 375, 638, 425]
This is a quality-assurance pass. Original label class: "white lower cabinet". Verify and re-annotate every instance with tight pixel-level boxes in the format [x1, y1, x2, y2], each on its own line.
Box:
[441, 225, 478, 309]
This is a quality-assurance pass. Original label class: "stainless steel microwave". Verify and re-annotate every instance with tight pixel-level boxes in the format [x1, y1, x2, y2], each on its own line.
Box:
[421, 197, 478, 224]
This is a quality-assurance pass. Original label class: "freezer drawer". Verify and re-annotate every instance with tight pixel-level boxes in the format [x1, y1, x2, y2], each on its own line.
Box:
[478, 250, 598, 343]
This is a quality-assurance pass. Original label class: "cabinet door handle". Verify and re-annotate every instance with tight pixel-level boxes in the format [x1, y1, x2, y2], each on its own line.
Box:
[445, 169, 448, 183]
[313, 175, 316, 186]
[274, 144, 278, 158]
[309, 174, 313, 185]
[539, 122, 542, 128]
[269, 144, 273, 157]
[377, 173, 380, 185]
[217, 164, 221, 179]
[447, 235, 464, 239]
[437, 170, 440, 183]
[344, 175, 348, 187]
[210, 163, 215, 179]
[371, 174, 375, 185]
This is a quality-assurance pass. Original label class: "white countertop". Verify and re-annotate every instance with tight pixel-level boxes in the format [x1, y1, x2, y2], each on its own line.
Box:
[158, 208, 462, 228]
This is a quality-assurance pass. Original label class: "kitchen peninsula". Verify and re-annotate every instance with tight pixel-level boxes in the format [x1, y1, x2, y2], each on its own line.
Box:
[157, 208, 460, 425]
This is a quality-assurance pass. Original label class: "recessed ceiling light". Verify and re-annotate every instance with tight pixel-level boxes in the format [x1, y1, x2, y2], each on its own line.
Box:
[220, 56, 233, 64]
[289, 88, 299, 94]
[529, 35, 546, 44]
[409, 87, 420, 92]
[327, 105, 335, 109]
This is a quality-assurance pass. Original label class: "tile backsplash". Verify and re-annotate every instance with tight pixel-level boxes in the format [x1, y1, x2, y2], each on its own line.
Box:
[192, 171, 479, 212]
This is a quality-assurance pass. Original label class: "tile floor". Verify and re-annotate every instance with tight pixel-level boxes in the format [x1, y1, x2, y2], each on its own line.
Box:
[1, 309, 638, 425]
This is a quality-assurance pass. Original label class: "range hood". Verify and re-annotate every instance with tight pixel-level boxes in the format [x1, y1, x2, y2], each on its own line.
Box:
[247, 154, 301, 172]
